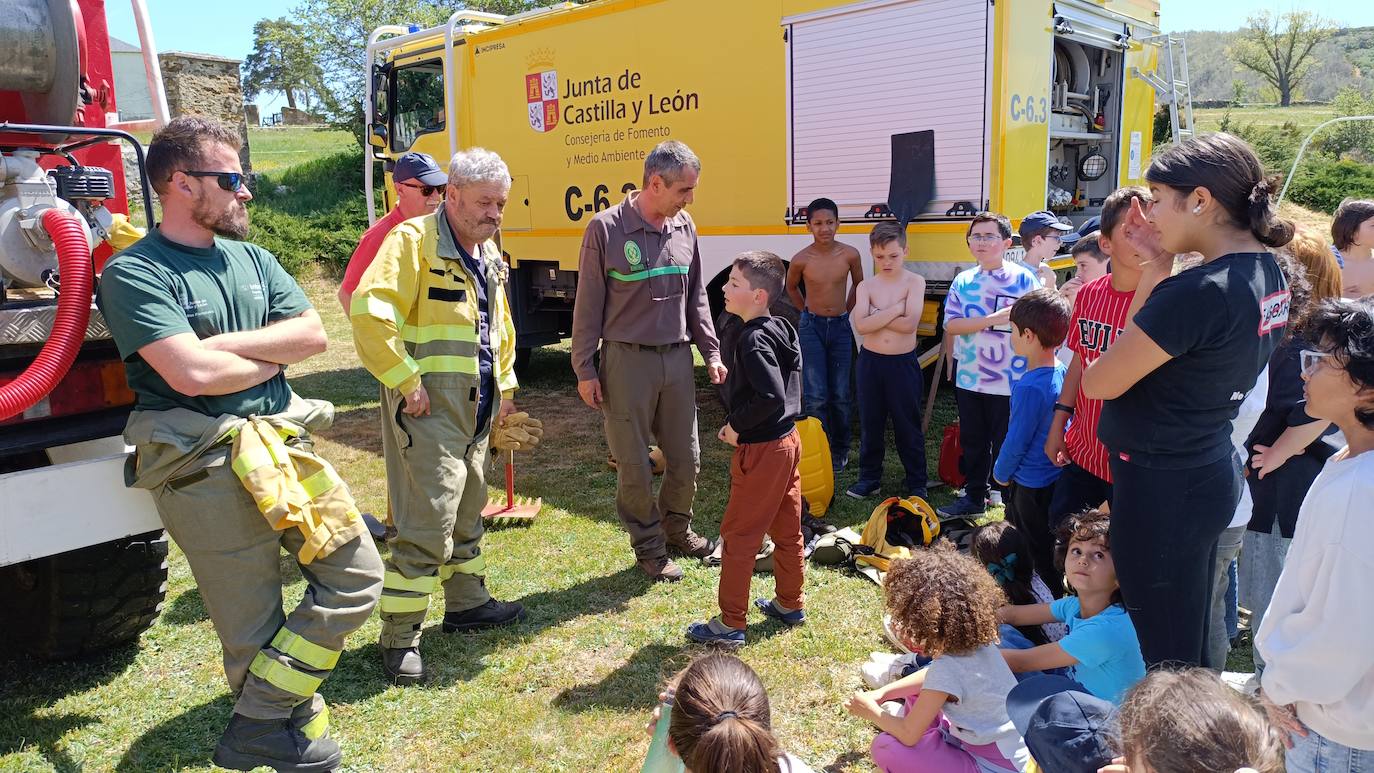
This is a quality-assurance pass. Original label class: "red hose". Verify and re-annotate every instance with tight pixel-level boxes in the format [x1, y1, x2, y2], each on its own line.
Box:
[0, 209, 93, 420]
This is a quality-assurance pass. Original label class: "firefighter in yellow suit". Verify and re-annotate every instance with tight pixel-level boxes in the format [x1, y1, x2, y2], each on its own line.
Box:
[350, 147, 524, 685]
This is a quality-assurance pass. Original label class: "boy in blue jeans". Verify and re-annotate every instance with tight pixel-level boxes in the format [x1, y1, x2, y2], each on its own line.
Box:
[994, 288, 1071, 593]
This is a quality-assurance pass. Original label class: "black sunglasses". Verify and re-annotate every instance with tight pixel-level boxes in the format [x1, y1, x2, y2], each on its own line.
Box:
[399, 181, 443, 197]
[183, 170, 246, 192]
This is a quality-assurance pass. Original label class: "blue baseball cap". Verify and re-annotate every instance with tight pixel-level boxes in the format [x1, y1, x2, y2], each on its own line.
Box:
[1007, 675, 1116, 773]
[393, 152, 448, 187]
[1063, 216, 1100, 247]
[1019, 210, 1077, 240]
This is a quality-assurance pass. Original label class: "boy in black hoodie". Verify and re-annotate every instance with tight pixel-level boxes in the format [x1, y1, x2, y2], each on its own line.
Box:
[687, 251, 805, 646]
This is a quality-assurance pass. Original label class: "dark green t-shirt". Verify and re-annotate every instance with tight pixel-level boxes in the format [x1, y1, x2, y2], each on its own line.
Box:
[96, 228, 311, 417]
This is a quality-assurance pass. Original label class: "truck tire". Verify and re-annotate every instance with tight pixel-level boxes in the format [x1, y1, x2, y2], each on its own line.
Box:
[2, 530, 169, 660]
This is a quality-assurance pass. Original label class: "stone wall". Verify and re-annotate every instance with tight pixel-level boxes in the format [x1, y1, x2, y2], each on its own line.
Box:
[280, 106, 325, 126]
[158, 51, 252, 173]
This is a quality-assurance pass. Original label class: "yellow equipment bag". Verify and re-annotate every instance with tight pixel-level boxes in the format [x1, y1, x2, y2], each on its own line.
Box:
[854, 496, 941, 580]
[795, 416, 834, 515]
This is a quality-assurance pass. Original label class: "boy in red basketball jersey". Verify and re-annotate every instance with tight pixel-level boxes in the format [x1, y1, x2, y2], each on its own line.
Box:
[1043, 188, 1151, 526]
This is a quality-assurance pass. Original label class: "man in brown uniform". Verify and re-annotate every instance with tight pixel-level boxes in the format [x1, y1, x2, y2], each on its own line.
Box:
[785, 197, 863, 472]
[572, 140, 726, 582]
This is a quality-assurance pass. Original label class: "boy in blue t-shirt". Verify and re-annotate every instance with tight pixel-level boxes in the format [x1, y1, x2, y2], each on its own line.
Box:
[940, 212, 1040, 519]
[997, 508, 1145, 704]
[994, 288, 1071, 593]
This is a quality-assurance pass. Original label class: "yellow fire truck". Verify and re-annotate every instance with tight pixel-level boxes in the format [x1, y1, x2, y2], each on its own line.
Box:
[363, 0, 1189, 362]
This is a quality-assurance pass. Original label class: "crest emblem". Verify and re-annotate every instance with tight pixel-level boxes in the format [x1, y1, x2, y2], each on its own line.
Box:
[624, 241, 642, 267]
[525, 69, 559, 133]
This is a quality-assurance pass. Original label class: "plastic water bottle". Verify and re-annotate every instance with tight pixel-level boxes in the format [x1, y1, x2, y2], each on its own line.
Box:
[641, 689, 685, 773]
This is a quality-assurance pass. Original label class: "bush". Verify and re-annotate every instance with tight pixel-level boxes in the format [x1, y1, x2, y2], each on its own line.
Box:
[246, 149, 374, 276]
[1286, 156, 1374, 213]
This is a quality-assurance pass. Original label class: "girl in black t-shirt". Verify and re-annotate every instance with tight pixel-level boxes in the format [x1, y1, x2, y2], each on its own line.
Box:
[1081, 132, 1293, 667]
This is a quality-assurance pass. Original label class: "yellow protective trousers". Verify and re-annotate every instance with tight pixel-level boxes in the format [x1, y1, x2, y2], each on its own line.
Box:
[376, 380, 492, 649]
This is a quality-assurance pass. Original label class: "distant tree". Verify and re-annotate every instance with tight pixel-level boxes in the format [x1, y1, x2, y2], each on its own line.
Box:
[1229, 11, 1338, 106]
[290, 0, 552, 140]
[243, 18, 323, 111]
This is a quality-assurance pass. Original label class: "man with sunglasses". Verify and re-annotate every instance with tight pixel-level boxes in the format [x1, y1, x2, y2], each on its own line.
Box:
[97, 116, 384, 772]
[338, 152, 447, 311]
[571, 140, 726, 583]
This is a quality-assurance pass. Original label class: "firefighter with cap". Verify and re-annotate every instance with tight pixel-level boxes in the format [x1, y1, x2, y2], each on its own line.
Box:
[350, 147, 526, 685]
[97, 116, 384, 772]
[571, 140, 726, 583]
[337, 152, 447, 312]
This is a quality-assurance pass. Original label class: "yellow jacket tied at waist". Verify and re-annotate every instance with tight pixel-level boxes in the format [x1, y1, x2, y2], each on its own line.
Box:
[123, 395, 367, 563]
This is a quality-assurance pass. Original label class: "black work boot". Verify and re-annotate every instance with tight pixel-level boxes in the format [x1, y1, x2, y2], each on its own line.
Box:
[380, 645, 425, 686]
[441, 598, 527, 632]
[212, 713, 341, 772]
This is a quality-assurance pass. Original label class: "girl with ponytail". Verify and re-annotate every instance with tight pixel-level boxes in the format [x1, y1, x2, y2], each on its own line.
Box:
[1080, 132, 1293, 669]
[648, 653, 814, 773]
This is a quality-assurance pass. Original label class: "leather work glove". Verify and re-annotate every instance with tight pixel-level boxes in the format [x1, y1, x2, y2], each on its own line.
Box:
[491, 411, 544, 452]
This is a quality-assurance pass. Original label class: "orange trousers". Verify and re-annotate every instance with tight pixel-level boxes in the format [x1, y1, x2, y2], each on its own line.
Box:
[718, 429, 805, 629]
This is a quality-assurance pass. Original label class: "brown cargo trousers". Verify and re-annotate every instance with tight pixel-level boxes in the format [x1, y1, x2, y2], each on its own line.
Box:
[601, 341, 701, 561]
[152, 459, 384, 720]
[718, 429, 805, 629]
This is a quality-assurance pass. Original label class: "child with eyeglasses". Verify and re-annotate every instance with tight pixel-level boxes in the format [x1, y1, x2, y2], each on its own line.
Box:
[938, 212, 1040, 519]
[1256, 296, 1374, 772]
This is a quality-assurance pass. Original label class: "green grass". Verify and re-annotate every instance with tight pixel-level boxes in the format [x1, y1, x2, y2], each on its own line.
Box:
[0, 268, 983, 772]
[1194, 104, 1338, 135]
[246, 128, 355, 175]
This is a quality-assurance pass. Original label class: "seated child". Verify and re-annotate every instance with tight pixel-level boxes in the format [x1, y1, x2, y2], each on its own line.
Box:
[993, 289, 1071, 593]
[846, 222, 928, 500]
[1102, 669, 1285, 773]
[970, 521, 1066, 646]
[647, 652, 815, 772]
[687, 251, 804, 647]
[844, 543, 1029, 772]
[997, 508, 1145, 705]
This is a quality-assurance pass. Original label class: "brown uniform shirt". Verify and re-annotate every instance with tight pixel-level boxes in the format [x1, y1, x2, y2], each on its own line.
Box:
[571, 193, 720, 381]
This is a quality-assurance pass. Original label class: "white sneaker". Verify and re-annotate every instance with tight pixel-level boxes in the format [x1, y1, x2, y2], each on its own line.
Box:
[861, 652, 925, 689]
[1221, 671, 1260, 697]
[989, 490, 1004, 507]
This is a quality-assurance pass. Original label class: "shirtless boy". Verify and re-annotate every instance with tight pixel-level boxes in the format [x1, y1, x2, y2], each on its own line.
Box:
[846, 222, 928, 499]
[787, 197, 864, 471]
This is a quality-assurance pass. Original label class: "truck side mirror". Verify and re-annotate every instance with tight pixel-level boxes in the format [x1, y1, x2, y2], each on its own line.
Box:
[368, 123, 388, 149]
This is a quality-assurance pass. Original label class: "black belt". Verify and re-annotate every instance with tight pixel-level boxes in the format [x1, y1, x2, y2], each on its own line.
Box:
[607, 340, 685, 353]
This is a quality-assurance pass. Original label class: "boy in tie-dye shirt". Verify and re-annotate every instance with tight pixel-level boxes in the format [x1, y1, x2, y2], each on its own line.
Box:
[939, 212, 1038, 518]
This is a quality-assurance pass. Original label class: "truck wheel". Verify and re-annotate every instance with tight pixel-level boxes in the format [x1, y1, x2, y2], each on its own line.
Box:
[2, 530, 169, 660]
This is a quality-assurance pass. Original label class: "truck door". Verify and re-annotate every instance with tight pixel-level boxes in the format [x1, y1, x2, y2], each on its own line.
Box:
[783, 0, 993, 221]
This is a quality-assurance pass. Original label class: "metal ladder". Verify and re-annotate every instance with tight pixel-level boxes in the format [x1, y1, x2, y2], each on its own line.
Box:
[1133, 34, 1195, 143]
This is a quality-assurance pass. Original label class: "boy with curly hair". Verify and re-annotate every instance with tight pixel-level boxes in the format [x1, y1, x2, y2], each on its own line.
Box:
[844, 544, 1029, 772]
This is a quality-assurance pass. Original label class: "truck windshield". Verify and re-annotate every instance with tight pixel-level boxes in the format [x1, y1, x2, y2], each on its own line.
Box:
[391, 61, 446, 151]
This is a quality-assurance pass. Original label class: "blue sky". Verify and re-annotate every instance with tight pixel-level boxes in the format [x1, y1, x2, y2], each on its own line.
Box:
[106, 0, 1374, 114]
